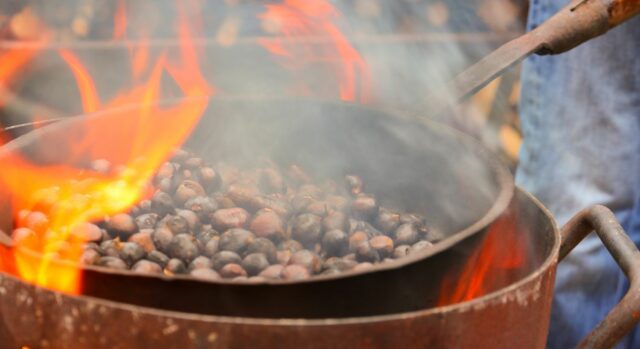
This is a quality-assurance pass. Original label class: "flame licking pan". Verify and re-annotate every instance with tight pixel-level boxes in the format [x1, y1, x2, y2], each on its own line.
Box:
[1, 98, 640, 349]
[0, 97, 514, 318]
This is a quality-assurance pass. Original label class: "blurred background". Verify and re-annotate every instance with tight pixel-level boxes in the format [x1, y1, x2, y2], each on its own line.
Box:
[0, 0, 529, 169]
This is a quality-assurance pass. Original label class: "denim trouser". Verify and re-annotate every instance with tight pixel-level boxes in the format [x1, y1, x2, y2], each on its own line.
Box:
[517, 1, 640, 348]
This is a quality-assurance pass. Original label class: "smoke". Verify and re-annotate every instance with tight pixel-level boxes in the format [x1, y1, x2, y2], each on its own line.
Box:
[1, 0, 525, 119]
[0, 0, 525, 235]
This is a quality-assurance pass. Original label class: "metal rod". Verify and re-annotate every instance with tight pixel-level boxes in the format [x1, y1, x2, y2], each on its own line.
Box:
[0, 32, 521, 50]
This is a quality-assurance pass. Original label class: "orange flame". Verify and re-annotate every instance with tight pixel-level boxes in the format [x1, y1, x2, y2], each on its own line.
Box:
[0, 46, 43, 113]
[0, 0, 370, 295]
[0, 3, 212, 294]
[113, 0, 153, 81]
[259, 0, 371, 102]
[58, 50, 101, 113]
[0, 44, 45, 156]
[438, 214, 527, 305]
[113, 0, 128, 40]
[0, 47, 42, 89]
[130, 39, 150, 80]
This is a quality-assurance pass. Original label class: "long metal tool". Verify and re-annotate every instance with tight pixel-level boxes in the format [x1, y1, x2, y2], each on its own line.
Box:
[435, 0, 640, 113]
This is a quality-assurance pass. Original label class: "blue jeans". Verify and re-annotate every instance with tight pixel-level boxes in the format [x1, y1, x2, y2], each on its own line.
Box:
[517, 1, 640, 348]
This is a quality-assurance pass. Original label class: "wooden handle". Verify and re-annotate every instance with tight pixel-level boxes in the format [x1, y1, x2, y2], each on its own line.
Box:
[609, 0, 640, 27]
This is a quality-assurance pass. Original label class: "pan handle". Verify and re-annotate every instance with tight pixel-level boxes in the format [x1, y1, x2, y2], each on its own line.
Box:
[560, 205, 640, 349]
[608, 0, 640, 27]
[533, 0, 640, 55]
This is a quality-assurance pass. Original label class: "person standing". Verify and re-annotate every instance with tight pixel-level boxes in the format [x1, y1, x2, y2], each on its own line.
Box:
[517, 1, 640, 348]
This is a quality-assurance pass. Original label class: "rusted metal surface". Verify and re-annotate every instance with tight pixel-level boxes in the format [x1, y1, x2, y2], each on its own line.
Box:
[0, 98, 515, 318]
[608, 0, 640, 26]
[434, 30, 540, 113]
[560, 206, 640, 349]
[532, 0, 609, 55]
[0, 189, 558, 349]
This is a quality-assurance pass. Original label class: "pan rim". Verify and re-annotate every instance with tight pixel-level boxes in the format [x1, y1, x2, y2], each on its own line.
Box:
[0, 95, 514, 287]
[0, 187, 559, 325]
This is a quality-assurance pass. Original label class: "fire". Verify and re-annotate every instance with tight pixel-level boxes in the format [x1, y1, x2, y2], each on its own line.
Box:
[113, 0, 128, 40]
[259, 0, 371, 102]
[130, 39, 150, 80]
[0, 47, 41, 89]
[438, 213, 527, 305]
[0, 44, 46, 112]
[112, 1, 150, 80]
[58, 49, 101, 113]
[0, 3, 212, 294]
[0, 1, 366, 295]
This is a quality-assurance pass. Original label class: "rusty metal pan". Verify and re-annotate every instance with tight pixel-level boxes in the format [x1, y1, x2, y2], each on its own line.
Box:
[0, 189, 638, 348]
[0, 97, 513, 318]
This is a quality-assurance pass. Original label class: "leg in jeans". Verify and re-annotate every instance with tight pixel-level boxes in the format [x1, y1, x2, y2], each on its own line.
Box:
[517, 1, 640, 347]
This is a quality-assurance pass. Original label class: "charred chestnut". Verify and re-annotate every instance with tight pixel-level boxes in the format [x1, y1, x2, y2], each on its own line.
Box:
[211, 251, 242, 271]
[250, 209, 285, 242]
[242, 253, 270, 276]
[131, 260, 162, 274]
[164, 258, 187, 275]
[322, 229, 348, 257]
[291, 213, 323, 248]
[106, 213, 138, 240]
[218, 228, 255, 254]
[167, 234, 200, 262]
[247, 238, 278, 264]
[209, 208, 250, 231]
[151, 191, 176, 217]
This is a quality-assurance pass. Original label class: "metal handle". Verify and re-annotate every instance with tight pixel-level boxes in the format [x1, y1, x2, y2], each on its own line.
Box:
[608, 0, 640, 27]
[533, 0, 640, 55]
[560, 205, 640, 349]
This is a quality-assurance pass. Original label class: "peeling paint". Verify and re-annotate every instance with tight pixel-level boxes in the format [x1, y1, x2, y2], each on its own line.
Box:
[208, 332, 218, 343]
[62, 315, 74, 332]
[162, 324, 179, 336]
[0, 189, 567, 348]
